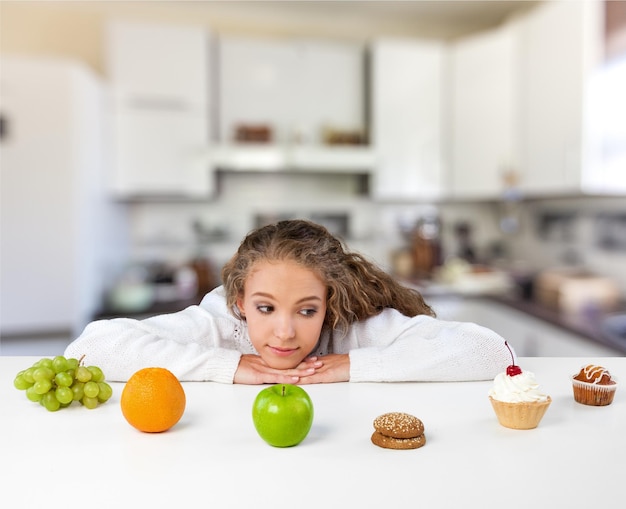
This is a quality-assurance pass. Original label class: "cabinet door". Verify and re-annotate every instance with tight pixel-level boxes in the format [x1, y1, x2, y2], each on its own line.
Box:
[583, 54, 626, 193]
[106, 21, 214, 197]
[218, 37, 300, 143]
[370, 39, 444, 200]
[493, 306, 622, 357]
[106, 20, 210, 108]
[519, 0, 603, 195]
[218, 36, 365, 145]
[429, 297, 621, 357]
[111, 109, 213, 197]
[526, 321, 622, 357]
[450, 24, 519, 200]
[294, 40, 365, 143]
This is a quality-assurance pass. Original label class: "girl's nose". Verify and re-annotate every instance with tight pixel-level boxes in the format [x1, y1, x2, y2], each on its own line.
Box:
[274, 314, 296, 340]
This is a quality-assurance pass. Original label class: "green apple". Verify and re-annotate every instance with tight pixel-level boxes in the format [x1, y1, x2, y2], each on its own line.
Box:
[252, 384, 314, 447]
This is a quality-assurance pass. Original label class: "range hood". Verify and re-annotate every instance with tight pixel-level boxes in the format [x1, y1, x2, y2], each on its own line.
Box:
[211, 143, 376, 173]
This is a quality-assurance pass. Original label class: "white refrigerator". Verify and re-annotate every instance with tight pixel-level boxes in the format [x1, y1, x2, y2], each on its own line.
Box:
[0, 55, 128, 338]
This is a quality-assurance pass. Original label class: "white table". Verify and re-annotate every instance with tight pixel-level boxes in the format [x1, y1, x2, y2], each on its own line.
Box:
[1, 356, 624, 508]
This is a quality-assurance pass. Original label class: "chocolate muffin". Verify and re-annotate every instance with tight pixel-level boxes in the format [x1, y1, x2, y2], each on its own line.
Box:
[572, 364, 618, 406]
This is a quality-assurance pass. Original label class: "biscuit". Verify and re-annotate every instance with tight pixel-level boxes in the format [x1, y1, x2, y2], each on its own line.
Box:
[370, 431, 426, 450]
[373, 412, 424, 439]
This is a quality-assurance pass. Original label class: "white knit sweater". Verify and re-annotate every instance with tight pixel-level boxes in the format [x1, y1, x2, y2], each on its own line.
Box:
[65, 286, 513, 383]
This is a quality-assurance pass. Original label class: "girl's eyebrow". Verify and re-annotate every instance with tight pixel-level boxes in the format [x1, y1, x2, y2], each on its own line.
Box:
[295, 296, 323, 305]
[251, 292, 323, 305]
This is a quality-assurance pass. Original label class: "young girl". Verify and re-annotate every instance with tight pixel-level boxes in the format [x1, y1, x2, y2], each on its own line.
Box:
[65, 219, 513, 384]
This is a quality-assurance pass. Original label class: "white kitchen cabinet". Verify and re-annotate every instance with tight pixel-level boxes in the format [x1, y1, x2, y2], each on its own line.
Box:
[110, 109, 213, 197]
[218, 36, 365, 145]
[583, 50, 626, 193]
[369, 38, 445, 201]
[519, 0, 605, 196]
[105, 20, 210, 108]
[429, 296, 622, 357]
[105, 20, 214, 198]
[216, 36, 372, 173]
[470, 301, 622, 357]
[449, 23, 520, 200]
[295, 41, 365, 144]
[447, 1, 622, 199]
[0, 56, 128, 336]
[218, 36, 297, 143]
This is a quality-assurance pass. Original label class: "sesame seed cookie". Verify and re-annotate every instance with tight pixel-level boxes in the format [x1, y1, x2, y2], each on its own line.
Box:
[373, 412, 424, 439]
[371, 431, 426, 450]
[371, 412, 426, 450]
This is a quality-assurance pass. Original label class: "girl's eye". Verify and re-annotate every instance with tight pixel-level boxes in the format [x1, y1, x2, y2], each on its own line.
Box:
[256, 306, 317, 317]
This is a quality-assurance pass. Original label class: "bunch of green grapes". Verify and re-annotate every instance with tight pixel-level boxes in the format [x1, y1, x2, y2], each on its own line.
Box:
[13, 355, 113, 412]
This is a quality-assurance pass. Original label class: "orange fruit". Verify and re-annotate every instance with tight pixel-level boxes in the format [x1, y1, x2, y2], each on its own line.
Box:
[120, 367, 186, 433]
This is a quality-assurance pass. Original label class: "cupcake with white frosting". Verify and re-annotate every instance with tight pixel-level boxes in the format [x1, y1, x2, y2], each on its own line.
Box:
[488, 342, 551, 430]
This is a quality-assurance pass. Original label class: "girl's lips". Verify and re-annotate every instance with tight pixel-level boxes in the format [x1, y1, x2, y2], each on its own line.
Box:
[267, 345, 298, 357]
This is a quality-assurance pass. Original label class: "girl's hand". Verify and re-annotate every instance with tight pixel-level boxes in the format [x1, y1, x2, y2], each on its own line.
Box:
[233, 354, 323, 385]
[296, 354, 350, 384]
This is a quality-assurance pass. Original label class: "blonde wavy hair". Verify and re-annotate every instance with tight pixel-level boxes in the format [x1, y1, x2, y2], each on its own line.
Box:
[221, 219, 435, 333]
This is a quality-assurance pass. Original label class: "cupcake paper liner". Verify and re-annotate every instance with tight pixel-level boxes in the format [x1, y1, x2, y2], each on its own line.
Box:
[571, 378, 617, 406]
[489, 396, 551, 430]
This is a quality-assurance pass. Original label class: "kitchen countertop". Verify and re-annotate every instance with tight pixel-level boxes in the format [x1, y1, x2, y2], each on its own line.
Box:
[92, 282, 626, 355]
[93, 295, 203, 320]
[408, 278, 626, 355]
[490, 293, 626, 354]
[1, 356, 624, 508]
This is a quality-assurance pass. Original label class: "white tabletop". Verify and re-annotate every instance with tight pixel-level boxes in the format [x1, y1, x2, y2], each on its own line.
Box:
[1, 356, 624, 508]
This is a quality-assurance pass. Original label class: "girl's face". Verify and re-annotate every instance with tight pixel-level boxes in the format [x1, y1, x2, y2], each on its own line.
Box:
[237, 259, 327, 369]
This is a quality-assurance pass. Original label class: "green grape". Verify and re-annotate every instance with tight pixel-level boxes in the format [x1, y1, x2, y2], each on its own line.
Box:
[52, 355, 69, 373]
[55, 386, 74, 405]
[22, 367, 36, 384]
[26, 386, 44, 403]
[87, 366, 105, 383]
[75, 366, 92, 383]
[83, 381, 99, 399]
[32, 366, 55, 382]
[54, 371, 73, 387]
[42, 391, 61, 412]
[38, 358, 54, 370]
[97, 382, 113, 402]
[15, 356, 111, 411]
[71, 382, 85, 401]
[14, 373, 32, 391]
[33, 379, 52, 395]
[81, 396, 98, 409]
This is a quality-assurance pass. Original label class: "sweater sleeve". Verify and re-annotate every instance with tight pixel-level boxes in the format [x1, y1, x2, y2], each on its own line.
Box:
[64, 288, 244, 383]
[345, 310, 513, 382]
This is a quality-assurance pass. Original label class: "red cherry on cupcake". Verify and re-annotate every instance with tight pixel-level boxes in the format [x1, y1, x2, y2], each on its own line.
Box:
[505, 341, 522, 376]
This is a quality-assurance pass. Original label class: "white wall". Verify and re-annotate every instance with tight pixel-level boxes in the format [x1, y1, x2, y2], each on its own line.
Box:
[121, 171, 504, 276]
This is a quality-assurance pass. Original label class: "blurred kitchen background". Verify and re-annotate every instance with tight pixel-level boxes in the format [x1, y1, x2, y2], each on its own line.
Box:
[1, 0, 626, 357]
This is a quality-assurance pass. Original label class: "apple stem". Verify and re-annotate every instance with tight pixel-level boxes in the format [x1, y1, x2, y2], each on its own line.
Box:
[282, 385, 286, 397]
